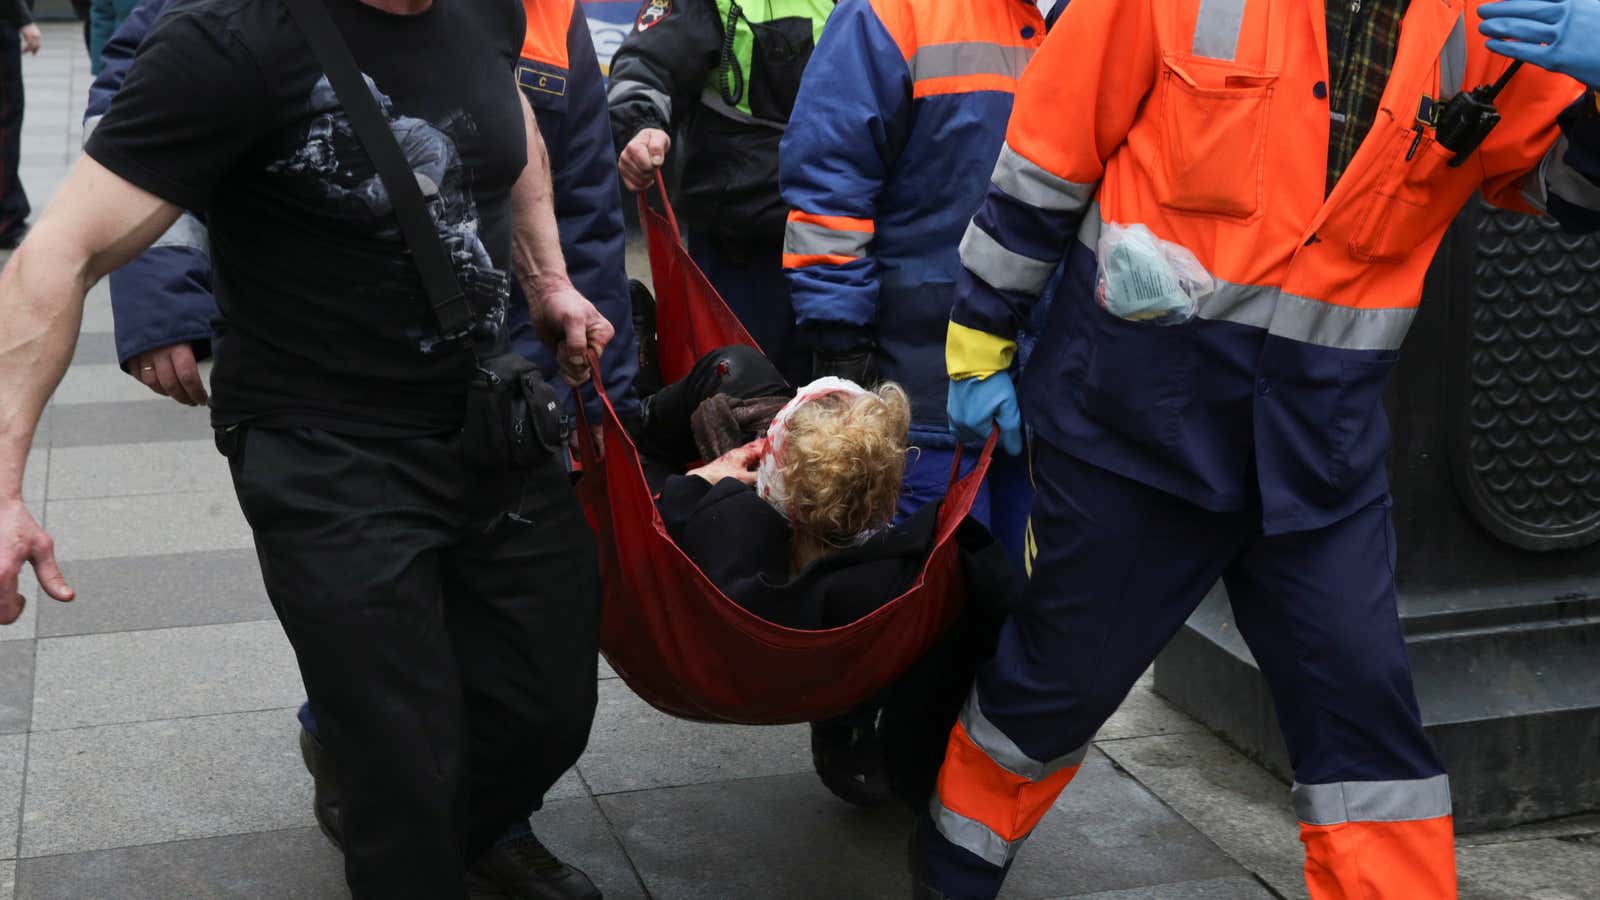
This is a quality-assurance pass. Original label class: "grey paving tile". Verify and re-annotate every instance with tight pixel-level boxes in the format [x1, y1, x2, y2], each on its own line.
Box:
[545, 766, 588, 803]
[14, 826, 347, 900]
[65, 332, 117, 368]
[1097, 732, 1306, 899]
[1458, 813, 1600, 847]
[1457, 835, 1600, 900]
[47, 439, 230, 500]
[27, 410, 48, 453]
[0, 644, 34, 736]
[1096, 670, 1206, 742]
[45, 399, 213, 449]
[46, 490, 252, 563]
[37, 549, 272, 638]
[31, 621, 301, 732]
[75, 299, 113, 335]
[528, 797, 646, 900]
[576, 678, 810, 795]
[1000, 750, 1244, 899]
[0, 735, 25, 860]
[19, 451, 43, 506]
[597, 772, 912, 900]
[1050, 876, 1274, 899]
[597, 654, 617, 680]
[21, 709, 314, 857]
[49, 364, 168, 406]
[0, 573, 36, 644]
[0, 860, 12, 900]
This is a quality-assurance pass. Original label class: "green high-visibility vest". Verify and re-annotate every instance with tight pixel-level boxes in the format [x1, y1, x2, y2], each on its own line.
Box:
[703, 0, 836, 125]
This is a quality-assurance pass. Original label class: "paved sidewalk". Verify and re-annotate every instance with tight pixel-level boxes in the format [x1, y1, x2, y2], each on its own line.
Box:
[2, 24, 1596, 900]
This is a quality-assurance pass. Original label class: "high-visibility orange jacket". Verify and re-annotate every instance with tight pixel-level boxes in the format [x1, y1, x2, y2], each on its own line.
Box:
[947, 0, 1600, 534]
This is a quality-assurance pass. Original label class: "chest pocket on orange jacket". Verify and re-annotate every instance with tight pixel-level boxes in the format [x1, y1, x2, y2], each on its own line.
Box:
[1156, 57, 1279, 222]
[1348, 118, 1479, 263]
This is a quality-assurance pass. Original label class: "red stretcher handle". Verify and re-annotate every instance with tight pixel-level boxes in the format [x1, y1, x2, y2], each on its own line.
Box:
[635, 170, 681, 242]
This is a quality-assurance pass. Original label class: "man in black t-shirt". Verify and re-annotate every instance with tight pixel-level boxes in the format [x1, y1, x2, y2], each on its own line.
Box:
[0, 2, 615, 897]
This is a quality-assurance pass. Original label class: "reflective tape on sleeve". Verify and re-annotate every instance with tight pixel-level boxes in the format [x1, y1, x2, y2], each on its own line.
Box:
[1192, 0, 1247, 61]
[960, 222, 1056, 295]
[1540, 135, 1600, 214]
[910, 41, 1035, 83]
[783, 219, 872, 262]
[1292, 775, 1453, 826]
[991, 143, 1097, 213]
[606, 80, 672, 123]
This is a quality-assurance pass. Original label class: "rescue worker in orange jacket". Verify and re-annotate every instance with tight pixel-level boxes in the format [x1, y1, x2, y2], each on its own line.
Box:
[919, 0, 1600, 896]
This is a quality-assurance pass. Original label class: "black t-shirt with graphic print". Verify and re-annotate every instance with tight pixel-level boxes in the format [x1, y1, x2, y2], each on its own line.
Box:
[86, 0, 527, 435]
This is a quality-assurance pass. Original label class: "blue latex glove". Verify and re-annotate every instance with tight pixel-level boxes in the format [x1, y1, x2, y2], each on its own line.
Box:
[947, 372, 1024, 456]
[1480, 0, 1600, 88]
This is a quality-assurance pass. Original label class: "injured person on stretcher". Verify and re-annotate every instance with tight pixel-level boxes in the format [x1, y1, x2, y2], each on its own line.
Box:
[634, 345, 929, 630]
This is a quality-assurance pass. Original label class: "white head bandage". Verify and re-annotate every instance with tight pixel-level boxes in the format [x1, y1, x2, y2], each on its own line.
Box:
[755, 377, 870, 525]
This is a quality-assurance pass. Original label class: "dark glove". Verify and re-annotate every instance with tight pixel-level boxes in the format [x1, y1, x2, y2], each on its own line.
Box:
[812, 348, 880, 387]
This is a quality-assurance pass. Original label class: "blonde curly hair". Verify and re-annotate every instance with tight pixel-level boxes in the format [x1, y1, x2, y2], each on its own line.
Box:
[778, 382, 912, 563]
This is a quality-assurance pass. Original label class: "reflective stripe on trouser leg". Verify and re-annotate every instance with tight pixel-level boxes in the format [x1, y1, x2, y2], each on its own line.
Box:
[1297, 776, 1458, 900]
[928, 688, 1087, 866]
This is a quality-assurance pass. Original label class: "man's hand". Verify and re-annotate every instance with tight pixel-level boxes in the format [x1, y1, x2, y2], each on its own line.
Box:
[1481, 0, 1600, 88]
[0, 498, 73, 625]
[19, 24, 40, 55]
[618, 128, 671, 193]
[529, 280, 615, 387]
[128, 342, 207, 406]
[687, 440, 763, 487]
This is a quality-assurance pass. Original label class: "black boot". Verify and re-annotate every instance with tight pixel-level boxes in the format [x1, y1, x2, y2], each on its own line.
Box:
[811, 705, 891, 807]
[297, 726, 344, 850]
[466, 833, 602, 900]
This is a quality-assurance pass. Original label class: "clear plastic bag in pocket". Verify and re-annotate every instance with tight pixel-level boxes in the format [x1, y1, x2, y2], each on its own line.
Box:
[1095, 222, 1215, 326]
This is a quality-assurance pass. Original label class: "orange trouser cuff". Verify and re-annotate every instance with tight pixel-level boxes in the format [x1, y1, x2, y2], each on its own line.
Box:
[1302, 815, 1458, 900]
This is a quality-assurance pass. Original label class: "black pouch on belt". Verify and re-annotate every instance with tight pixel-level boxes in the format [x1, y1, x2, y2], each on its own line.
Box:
[462, 351, 565, 470]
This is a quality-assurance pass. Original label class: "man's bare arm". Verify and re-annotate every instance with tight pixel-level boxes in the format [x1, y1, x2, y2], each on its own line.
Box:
[0, 155, 184, 622]
[508, 86, 613, 386]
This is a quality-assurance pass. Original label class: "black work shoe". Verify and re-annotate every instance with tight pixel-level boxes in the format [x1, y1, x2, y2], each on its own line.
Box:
[297, 726, 344, 850]
[811, 708, 892, 808]
[466, 834, 602, 900]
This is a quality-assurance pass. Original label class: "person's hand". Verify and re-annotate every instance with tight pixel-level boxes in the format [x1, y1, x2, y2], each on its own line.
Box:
[128, 342, 208, 406]
[947, 372, 1024, 456]
[0, 498, 73, 625]
[1480, 0, 1600, 88]
[570, 423, 605, 458]
[529, 281, 615, 387]
[687, 440, 763, 487]
[19, 24, 40, 55]
[618, 128, 671, 193]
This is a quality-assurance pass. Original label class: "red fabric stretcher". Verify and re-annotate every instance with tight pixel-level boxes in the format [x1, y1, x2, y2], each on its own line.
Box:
[570, 176, 992, 725]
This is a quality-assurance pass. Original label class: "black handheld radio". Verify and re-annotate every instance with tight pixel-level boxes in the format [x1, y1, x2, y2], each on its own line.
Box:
[1435, 60, 1524, 167]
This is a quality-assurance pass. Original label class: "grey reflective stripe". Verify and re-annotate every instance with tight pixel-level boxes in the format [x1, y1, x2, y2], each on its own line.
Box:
[698, 89, 786, 131]
[1196, 282, 1279, 331]
[150, 213, 210, 256]
[1293, 775, 1453, 826]
[1541, 134, 1600, 213]
[991, 143, 1097, 213]
[1192, 0, 1247, 61]
[783, 219, 871, 260]
[960, 222, 1056, 294]
[606, 80, 672, 123]
[928, 793, 1018, 867]
[82, 114, 103, 146]
[1440, 15, 1467, 101]
[959, 691, 1088, 781]
[1266, 292, 1415, 351]
[910, 41, 1035, 83]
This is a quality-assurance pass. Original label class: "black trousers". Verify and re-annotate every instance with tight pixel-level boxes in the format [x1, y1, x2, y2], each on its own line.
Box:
[0, 27, 27, 236]
[221, 426, 601, 899]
